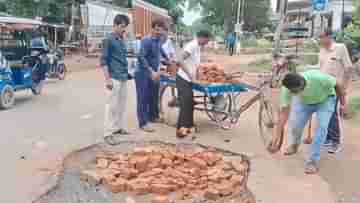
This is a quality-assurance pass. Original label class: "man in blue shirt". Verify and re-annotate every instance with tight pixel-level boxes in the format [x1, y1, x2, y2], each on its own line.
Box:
[135, 19, 168, 133]
[227, 32, 236, 56]
[100, 14, 130, 145]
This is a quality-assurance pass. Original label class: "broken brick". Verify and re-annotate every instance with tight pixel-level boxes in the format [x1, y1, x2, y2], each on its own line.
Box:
[80, 170, 101, 186]
[151, 196, 171, 203]
[204, 188, 220, 201]
[133, 147, 154, 156]
[161, 158, 173, 167]
[96, 158, 109, 169]
[93, 146, 251, 201]
[132, 156, 149, 172]
[177, 189, 192, 200]
[148, 154, 163, 168]
[189, 157, 207, 169]
[100, 169, 117, 184]
[151, 183, 175, 195]
[215, 182, 234, 196]
[131, 183, 150, 195]
[104, 178, 128, 193]
[231, 161, 248, 175]
[231, 175, 245, 187]
[108, 162, 121, 170]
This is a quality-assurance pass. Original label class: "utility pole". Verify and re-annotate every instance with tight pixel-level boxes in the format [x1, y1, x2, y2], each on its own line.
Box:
[235, 0, 242, 55]
[342, 0, 345, 36]
[237, 0, 241, 25]
[274, 0, 288, 54]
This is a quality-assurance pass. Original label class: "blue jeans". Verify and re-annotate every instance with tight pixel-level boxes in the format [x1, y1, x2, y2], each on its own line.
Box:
[288, 96, 336, 163]
[326, 100, 340, 144]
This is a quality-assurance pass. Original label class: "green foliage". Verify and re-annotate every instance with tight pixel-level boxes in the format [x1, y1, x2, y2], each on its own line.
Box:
[143, 0, 185, 23]
[188, 18, 224, 38]
[2, 0, 185, 24]
[339, 1, 360, 48]
[0, 2, 6, 12]
[3, 0, 71, 19]
[349, 97, 360, 120]
[303, 40, 320, 53]
[188, 0, 271, 33]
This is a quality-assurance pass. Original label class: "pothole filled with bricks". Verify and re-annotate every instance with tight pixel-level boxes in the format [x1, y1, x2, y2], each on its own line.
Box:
[36, 141, 255, 203]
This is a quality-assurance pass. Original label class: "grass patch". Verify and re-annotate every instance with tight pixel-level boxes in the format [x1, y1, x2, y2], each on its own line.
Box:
[303, 40, 320, 53]
[349, 97, 360, 121]
[242, 58, 273, 72]
[241, 39, 273, 49]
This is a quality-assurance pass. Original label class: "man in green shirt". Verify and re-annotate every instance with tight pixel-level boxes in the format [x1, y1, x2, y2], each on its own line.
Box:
[278, 70, 346, 174]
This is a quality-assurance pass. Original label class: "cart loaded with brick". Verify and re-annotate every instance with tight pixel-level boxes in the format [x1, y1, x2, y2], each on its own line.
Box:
[160, 62, 278, 146]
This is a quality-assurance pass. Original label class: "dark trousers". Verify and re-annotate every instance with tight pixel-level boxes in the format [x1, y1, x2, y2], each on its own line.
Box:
[149, 79, 160, 121]
[229, 44, 235, 56]
[135, 72, 150, 128]
[176, 76, 194, 129]
[326, 100, 340, 144]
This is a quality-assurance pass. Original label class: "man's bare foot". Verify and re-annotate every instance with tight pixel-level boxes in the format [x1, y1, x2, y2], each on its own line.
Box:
[177, 127, 189, 138]
[267, 143, 281, 154]
[303, 137, 313, 145]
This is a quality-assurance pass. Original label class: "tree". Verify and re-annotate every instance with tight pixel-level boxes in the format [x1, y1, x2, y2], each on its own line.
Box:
[3, 0, 80, 21]
[0, 1, 6, 13]
[344, 1, 360, 47]
[188, 0, 271, 33]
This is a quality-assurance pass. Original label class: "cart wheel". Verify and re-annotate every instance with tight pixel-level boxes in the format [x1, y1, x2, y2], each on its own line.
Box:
[159, 85, 178, 127]
[204, 93, 232, 122]
[57, 64, 67, 80]
[0, 85, 15, 109]
[258, 96, 278, 146]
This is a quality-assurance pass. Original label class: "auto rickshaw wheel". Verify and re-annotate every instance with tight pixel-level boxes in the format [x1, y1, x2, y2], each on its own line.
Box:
[0, 85, 15, 109]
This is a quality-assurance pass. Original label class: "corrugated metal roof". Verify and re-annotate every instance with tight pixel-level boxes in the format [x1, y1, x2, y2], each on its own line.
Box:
[287, 0, 312, 10]
[133, 0, 170, 18]
[0, 16, 42, 25]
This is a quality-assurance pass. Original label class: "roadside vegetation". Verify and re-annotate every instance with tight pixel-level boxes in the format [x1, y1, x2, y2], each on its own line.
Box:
[349, 97, 360, 121]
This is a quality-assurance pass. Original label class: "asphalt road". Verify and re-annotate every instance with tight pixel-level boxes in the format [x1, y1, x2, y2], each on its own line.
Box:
[0, 68, 346, 203]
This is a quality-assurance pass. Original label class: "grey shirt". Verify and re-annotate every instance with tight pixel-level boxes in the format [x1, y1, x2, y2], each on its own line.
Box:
[100, 33, 129, 81]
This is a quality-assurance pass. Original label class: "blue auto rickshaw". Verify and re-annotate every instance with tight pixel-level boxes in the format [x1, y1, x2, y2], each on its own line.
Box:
[0, 18, 45, 109]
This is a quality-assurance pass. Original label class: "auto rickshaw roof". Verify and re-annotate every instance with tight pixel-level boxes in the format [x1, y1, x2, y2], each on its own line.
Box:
[0, 16, 42, 30]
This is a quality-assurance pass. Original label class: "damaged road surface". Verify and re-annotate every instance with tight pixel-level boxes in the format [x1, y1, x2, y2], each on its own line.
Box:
[35, 141, 255, 203]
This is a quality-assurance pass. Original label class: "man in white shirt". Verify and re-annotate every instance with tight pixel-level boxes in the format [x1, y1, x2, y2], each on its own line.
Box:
[162, 36, 176, 60]
[319, 29, 353, 153]
[134, 34, 142, 55]
[176, 30, 212, 138]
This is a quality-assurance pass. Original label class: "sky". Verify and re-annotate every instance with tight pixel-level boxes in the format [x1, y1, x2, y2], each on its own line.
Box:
[182, 0, 278, 26]
[181, 2, 201, 26]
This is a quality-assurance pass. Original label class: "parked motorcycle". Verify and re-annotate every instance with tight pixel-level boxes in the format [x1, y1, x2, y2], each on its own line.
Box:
[47, 49, 67, 80]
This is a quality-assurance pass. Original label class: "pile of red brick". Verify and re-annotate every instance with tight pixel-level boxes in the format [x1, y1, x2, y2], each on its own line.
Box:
[80, 146, 250, 202]
[197, 63, 228, 84]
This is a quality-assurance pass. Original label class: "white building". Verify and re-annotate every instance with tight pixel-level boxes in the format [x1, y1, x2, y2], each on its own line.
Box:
[286, 0, 355, 35]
